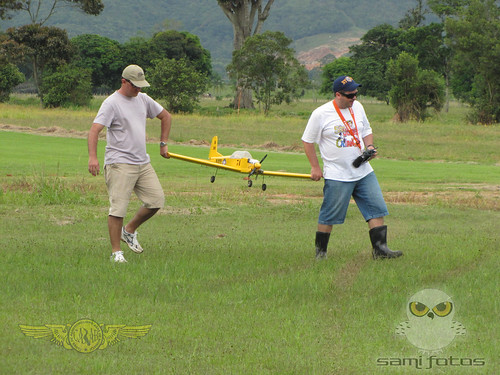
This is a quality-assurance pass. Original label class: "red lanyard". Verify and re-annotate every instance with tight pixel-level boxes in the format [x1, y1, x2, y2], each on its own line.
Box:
[333, 100, 362, 150]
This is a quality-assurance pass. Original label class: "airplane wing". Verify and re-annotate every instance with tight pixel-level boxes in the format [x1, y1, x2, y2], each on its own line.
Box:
[259, 170, 311, 179]
[167, 152, 250, 174]
[168, 152, 311, 180]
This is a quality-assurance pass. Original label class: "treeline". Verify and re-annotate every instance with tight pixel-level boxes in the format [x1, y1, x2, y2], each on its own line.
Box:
[0, 26, 213, 112]
[0, 0, 416, 66]
[320, 0, 500, 124]
[1, 0, 499, 124]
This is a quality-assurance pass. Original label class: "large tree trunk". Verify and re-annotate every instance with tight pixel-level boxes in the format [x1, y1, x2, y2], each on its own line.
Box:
[218, 0, 275, 109]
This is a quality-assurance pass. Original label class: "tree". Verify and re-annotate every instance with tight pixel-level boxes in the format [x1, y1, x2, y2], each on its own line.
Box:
[149, 30, 212, 77]
[427, 0, 467, 21]
[147, 58, 208, 113]
[121, 36, 152, 71]
[398, 22, 452, 112]
[40, 63, 92, 107]
[398, 0, 428, 29]
[217, 0, 275, 109]
[0, 0, 103, 24]
[227, 31, 307, 114]
[445, 0, 500, 124]
[387, 52, 445, 122]
[0, 55, 24, 102]
[120, 31, 212, 80]
[5, 24, 73, 103]
[0, 0, 22, 20]
[71, 34, 124, 92]
[350, 24, 403, 103]
[320, 57, 354, 95]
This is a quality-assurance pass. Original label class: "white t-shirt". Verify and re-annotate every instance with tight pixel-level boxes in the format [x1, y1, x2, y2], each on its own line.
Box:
[94, 91, 164, 165]
[302, 100, 374, 181]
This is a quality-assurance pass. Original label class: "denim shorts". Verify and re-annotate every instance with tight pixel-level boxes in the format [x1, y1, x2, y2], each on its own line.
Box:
[318, 172, 389, 225]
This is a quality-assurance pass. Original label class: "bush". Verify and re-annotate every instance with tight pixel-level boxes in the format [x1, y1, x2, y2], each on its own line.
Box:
[147, 58, 208, 113]
[40, 64, 93, 108]
[0, 61, 25, 102]
[387, 52, 444, 122]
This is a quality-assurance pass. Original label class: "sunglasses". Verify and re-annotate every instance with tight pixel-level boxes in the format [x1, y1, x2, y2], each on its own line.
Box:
[124, 79, 139, 89]
[340, 91, 358, 99]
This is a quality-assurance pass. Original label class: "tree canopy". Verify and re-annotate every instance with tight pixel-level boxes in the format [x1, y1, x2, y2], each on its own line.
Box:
[445, 0, 500, 123]
[5, 23, 72, 103]
[71, 34, 124, 91]
[387, 52, 445, 121]
[147, 58, 208, 113]
[228, 31, 307, 114]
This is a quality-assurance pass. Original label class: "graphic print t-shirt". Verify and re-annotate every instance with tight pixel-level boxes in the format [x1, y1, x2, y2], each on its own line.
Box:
[302, 100, 374, 181]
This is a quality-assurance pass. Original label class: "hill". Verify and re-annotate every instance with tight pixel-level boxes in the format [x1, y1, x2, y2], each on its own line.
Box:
[0, 0, 417, 73]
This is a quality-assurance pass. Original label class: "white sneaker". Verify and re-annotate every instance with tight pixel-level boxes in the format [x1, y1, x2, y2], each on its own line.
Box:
[121, 227, 144, 253]
[111, 250, 127, 263]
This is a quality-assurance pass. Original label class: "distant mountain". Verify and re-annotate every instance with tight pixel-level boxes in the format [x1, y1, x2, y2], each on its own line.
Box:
[1, 0, 417, 73]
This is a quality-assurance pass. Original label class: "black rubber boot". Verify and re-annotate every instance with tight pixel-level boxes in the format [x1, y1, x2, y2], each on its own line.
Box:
[315, 231, 330, 259]
[369, 225, 403, 259]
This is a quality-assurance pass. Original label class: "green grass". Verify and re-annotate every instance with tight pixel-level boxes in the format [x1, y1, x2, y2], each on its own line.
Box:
[0, 99, 499, 374]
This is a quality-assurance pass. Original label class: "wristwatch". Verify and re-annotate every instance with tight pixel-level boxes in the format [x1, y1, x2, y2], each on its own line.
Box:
[160, 141, 167, 147]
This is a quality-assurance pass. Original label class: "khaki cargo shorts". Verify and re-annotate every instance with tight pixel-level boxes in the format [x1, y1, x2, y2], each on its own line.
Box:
[104, 163, 165, 217]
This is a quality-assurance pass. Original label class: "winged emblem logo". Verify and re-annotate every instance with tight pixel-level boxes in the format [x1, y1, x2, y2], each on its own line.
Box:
[19, 318, 151, 353]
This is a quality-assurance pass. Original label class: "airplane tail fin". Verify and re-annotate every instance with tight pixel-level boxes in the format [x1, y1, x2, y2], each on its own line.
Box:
[209, 136, 222, 159]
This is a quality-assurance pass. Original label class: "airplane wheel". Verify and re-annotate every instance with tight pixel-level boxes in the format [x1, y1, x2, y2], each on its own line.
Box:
[210, 176, 215, 183]
[248, 180, 253, 187]
[262, 184, 267, 191]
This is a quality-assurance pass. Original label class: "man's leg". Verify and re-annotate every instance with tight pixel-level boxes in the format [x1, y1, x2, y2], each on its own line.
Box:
[124, 206, 159, 233]
[315, 224, 332, 259]
[121, 207, 159, 254]
[108, 215, 127, 263]
[109, 215, 124, 253]
[352, 173, 402, 259]
[368, 220, 402, 259]
[368, 217, 384, 229]
[122, 163, 165, 253]
[315, 179, 353, 259]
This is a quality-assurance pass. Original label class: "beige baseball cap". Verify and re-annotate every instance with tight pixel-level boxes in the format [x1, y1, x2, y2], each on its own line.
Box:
[122, 64, 150, 88]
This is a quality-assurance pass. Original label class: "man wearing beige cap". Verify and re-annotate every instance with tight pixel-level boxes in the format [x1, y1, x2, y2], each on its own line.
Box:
[88, 64, 172, 263]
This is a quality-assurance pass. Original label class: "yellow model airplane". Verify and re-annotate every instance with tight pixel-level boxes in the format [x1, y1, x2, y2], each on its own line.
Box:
[167, 136, 311, 190]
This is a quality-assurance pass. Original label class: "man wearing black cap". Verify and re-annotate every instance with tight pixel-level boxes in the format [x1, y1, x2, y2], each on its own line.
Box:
[302, 75, 402, 260]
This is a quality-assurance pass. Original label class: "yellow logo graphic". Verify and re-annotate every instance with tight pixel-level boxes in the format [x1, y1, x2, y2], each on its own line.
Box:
[19, 318, 151, 353]
[341, 76, 353, 85]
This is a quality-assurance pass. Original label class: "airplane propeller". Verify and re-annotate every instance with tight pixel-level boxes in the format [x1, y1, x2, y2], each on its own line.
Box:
[248, 154, 268, 190]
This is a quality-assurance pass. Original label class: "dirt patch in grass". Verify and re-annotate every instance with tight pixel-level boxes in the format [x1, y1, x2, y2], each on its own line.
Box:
[1, 124, 303, 151]
[266, 194, 308, 206]
[333, 252, 369, 291]
[1, 123, 93, 139]
[163, 188, 499, 211]
[384, 187, 499, 210]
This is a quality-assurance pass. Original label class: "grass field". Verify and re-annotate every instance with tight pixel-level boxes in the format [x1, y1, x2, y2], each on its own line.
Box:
[0, 96, 499, 374]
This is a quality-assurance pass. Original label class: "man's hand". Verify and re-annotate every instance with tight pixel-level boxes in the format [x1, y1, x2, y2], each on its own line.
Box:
[310, 165, 323, 181]
[88, 123, 104, 176]
[88, 157, 100, 176]
[160, 145, 169, 158]
[366, 144, 378, 161]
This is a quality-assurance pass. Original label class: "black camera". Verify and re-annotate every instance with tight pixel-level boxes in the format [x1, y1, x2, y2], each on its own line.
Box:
[352, 148, 377, 168]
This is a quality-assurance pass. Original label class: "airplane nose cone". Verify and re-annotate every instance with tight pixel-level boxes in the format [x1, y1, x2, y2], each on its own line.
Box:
[254, 163, 261, 169]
